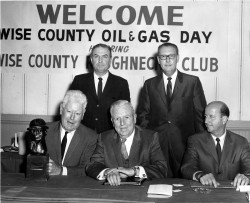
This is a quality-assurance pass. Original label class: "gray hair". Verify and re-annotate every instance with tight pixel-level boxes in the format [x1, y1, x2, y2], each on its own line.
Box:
[110, 100, 134, 117]
[62, 90, 87, 110]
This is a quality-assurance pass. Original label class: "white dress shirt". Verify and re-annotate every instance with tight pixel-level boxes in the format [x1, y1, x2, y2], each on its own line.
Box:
[94, 71, 109, 94]
[163, 69, 177, 93]
[60, 126, 76, 175]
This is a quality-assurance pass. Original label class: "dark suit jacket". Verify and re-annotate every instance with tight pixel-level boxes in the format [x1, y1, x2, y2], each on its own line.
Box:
[70, 72, 130, 133]
[137, 70, 207, 177]
[86, 126, 168, 180]
[181, 130, 250, 181]
[45, 121, 98, 176]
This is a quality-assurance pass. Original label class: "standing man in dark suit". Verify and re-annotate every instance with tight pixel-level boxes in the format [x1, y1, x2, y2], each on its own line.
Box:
[86, 100, 168, 186]
[181, 101, 250, 188]
[70, 43, 130, 133]
[46, 90, 98, 176]
[137, 42, 207, 178]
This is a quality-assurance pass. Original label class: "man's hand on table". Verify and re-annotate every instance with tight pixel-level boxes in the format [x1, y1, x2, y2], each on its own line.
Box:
[104, 167, 135, 186]
[47, 158, 62, 175]
[200, 173, 220, 188]
[233, 173, 249, 188]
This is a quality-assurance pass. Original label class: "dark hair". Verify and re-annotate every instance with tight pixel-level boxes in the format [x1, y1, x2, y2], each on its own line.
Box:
[207, 101, 230, 117]
[91, 43, 112, 57]
[220, 102, 230, 117]
[158, 43, 179, 55]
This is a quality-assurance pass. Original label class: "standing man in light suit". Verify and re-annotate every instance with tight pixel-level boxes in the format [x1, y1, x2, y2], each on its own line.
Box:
[86, 100, 168, 186]
[70, 43, 130, 134]
[181, 101, 250, 188]
[137, 42, 207, 177]
[46, 90, 98, 176]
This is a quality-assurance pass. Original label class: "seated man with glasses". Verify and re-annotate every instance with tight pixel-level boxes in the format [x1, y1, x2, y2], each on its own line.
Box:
[137, 42, 207, 178]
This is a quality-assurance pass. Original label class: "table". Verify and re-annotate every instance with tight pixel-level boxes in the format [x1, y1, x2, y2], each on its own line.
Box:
[1, 173, 248, 203]
[1, 152, 26, 173]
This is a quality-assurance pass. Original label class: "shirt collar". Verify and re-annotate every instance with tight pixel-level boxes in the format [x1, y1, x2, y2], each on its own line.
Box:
[163, 69, 178, 90]
[94, 71, 109, 81]
[211, 131, 226, 149]
[60, 125, 76, 139]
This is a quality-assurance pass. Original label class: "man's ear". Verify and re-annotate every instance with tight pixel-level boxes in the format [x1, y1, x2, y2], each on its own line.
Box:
[222, 116, 228, 125]
[156, 56, 160, 65]
[59, 103, 63, 115]
[134, 114, 137, 124]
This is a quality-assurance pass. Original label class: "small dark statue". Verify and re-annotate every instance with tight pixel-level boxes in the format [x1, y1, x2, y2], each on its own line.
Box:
[27, 118, 48, 155]
[26, 118, 49, 181]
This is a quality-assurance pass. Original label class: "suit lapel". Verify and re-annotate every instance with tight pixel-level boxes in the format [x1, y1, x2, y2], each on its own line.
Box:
[220, 131, 233, 166]
[129, 127, 141, 166]
[102, 72, 113, 98]
[112, 132, 123, 166]
[63, 130, 80, 164]
[89, 73, 98, 101]
[171, 70, 183, 100]
[53, 122, 62, 163]
[206, 133, 219, 164]
[156, 76, 168, 105]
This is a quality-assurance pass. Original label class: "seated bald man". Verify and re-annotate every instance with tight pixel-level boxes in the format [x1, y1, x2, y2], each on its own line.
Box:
[181, 101, 250, 188]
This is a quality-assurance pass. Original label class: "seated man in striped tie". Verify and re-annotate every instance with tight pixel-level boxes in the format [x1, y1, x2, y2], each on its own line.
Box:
[86, 100, 168, 186]
[181, 101, 250, 188]
[46, 90, 98, 176]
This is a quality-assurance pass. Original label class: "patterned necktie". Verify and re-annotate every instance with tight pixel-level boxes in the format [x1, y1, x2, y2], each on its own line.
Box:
[98, 77, 103, 99]
[166, 77, 172, 105]
[216, 138, 222, 162]
[121, 138, 129, 160]
[61, 131, 68, 159]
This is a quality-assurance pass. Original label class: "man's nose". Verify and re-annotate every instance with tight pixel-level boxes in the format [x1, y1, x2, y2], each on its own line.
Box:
[120, 118, 125, 126]
[98, 56, 103, 62]
[70, 113, 75, 120]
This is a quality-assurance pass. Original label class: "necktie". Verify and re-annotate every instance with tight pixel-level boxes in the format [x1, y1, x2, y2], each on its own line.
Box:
[121, 138, 129, 160]
[216, 138, 222, 162]
[166, 77, 172, 105]
[98, 77, 103, 99]
[61, 131, 68, 159]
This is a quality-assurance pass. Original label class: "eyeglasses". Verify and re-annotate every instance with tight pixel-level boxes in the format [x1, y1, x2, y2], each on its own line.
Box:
[158, 54, 176, 60]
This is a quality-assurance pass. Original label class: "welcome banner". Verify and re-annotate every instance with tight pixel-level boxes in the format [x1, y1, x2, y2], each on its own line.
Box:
[1, 1, 228, 77]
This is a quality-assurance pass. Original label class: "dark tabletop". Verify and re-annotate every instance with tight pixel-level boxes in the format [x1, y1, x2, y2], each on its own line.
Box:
[1, 173, 248, 203]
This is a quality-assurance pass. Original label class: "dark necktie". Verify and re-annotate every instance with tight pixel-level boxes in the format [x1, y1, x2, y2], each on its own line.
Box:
[98, 77, 103, 99]
[61, 131, 68, 159]
[121, 138, 129, 160]
[216, 138, 222, 162]
[166, 77, 172, 105]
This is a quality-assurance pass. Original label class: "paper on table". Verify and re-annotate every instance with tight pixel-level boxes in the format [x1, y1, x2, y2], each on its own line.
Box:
[238, 185, 250, 192]
[147, 184, 172, 198]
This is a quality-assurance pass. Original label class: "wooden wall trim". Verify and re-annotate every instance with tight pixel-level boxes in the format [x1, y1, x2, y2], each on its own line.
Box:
[1, 114, 59, 124]
[1, 114, 250, 145]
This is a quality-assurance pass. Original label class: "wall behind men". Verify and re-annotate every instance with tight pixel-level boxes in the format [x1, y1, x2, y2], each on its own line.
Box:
[1, 1, 250, 122]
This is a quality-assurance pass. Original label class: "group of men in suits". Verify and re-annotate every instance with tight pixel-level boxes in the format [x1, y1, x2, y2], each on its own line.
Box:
[43, 42, 250, 187]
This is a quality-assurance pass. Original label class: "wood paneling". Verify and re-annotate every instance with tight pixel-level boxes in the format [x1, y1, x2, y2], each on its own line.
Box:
[1, 114, 250, 146]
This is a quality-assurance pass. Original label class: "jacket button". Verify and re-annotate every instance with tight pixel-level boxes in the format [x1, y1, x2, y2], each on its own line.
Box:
[168, 121, 171, 124]
[97, 105, 99, 107]
[95, 118, 98, 121]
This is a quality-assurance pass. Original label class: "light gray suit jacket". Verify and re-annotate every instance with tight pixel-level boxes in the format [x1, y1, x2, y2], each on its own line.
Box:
[46, 121, 98, 176]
